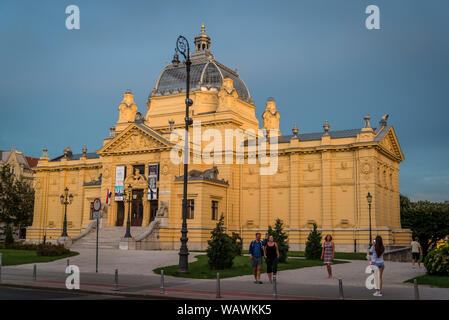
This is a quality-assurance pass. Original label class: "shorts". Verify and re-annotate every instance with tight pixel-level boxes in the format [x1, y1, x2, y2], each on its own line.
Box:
[251, 256, 263, 268]
[266, 258, 278, 274]
[374, 262, 385, 269]
[412, 252, 420, 261]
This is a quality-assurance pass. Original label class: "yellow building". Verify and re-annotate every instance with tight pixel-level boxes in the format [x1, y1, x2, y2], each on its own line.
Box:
[27, 26, 411, 251]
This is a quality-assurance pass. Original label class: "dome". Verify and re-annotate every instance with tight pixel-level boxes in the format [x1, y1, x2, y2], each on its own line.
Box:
[150, 26, 254, 105]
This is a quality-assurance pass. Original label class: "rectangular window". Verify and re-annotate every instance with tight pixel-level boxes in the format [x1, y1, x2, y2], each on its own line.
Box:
[186, 199, 194, 219]
[211, 201, 218, 220]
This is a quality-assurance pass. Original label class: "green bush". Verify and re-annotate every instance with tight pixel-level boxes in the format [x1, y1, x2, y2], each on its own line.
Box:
[2, 242, 38, 250]
[424, 244, 449, 276]
[268, 218, 289, 263]
[36, 244, 70, 257]
[206, 215, 237, 269]
[305, 223, 322, 260]
[231, 232, 243, 256]
[5, 226, 14, 245]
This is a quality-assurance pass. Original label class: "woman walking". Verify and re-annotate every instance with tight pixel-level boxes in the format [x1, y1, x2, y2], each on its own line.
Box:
[369, 236, 385, 297]
[321, 234, 335, 278]
[264, 235, 280, 284]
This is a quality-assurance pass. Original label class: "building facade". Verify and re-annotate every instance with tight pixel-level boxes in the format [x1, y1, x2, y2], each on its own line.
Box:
[27, 26, 411, 251]
[0, 145, 39, 239]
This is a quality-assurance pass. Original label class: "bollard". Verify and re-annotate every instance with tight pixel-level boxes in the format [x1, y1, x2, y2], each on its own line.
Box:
[216, 272, 221, 298]
[338, 279, 344, 300]
[113, 269, 119, 291]
[272, 276, 278, 300]
[414, 279, 420, 300]
[160, 269, 165, 294]
[33, 264, 37, 282]
[67, 259, 70, 267]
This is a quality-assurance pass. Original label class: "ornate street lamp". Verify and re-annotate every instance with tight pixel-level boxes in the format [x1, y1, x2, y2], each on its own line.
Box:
[175, 35, 193, 273]
[366, 192, 373, 247]
[123, 184, 133, 238]
[60, 187, 73, 237]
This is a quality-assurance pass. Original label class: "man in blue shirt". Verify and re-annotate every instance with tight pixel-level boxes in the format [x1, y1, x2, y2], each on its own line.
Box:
[249, 232, 265, 284]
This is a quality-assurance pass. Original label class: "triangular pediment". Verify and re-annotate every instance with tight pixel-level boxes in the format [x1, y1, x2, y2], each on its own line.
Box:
[377, 126, 404, 162]
[98, 123, 171, 155]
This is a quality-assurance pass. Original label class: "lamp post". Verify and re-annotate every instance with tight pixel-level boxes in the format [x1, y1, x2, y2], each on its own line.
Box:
[123, 184, 133, 238]
[174, 35, 193, 273]
[366, 192, 373, 247]
[60, 187, 73, 237]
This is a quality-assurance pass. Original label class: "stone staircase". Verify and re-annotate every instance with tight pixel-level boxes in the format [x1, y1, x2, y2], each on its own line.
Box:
[71, 226, 148, 249]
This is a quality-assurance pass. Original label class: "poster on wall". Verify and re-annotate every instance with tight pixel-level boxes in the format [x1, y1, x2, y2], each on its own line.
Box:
[115, 165, 125, 201]
[148, 163, 159, 200]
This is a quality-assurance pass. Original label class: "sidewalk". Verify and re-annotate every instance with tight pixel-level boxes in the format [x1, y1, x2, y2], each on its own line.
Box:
[1, 249, 447, 300]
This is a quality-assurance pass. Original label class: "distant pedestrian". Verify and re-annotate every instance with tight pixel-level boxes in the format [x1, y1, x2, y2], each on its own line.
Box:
[369, 236, 385, 297]
[445, 235, 449, 245]
[321, 234, 335, 278]
[249, 232, 264, 284]
[411, 237, 422, 268]
[264, 235, 279, 283]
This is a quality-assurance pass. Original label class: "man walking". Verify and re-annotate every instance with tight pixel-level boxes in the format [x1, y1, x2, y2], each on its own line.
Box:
[249, 232, 264, 284]
[411, 237, 422, 268]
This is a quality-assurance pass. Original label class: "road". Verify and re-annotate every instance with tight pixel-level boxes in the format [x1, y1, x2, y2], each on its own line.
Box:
[0, 285, 136, 300]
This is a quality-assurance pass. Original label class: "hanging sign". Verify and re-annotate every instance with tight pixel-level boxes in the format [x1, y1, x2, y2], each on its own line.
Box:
[148, 163, 159, 200]
[114, 166, 125, 201]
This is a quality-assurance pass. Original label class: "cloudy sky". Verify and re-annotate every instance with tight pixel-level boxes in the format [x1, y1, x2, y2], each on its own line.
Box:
[0, 0, 448, 202]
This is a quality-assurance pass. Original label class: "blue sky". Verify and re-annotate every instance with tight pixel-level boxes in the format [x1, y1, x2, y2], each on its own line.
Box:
[0, 0, 448, 202]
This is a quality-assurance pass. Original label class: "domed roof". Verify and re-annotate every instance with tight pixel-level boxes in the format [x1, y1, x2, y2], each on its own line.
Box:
[150, 26, 254, 105]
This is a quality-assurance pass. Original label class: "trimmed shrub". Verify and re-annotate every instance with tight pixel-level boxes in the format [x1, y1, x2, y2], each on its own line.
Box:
[424, 244, 449, 276]
[305, 223, 322, 260]
[206, 215, 237, 269]
[36, 244, 70, 256]
[268, 218, 289, 263]
[5, 226, 14, 245]
[231, 232, 243, 256]
[3, 242, 38, 250]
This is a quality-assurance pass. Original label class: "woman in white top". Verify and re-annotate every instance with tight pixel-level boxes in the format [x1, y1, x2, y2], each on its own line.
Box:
[369, 235, 385, 297]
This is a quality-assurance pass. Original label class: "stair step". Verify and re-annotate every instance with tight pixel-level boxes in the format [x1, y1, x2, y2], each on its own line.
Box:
[71, 226, 148, 249]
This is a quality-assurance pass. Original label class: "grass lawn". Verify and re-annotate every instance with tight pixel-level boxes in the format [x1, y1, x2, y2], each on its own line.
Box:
[193, 250, 366, 260]
[0, 249, 79, 266]
[286, 251, 367, 260]
[405, 274, 449, 288]
[153, 254, 348, 279]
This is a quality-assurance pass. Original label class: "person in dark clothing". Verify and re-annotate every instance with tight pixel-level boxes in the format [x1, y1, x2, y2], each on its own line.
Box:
[264, 235, 280, 283]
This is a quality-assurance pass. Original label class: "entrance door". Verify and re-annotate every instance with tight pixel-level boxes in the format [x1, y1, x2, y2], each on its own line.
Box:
[150, 200, 158, 223]
[116, 201, 124, 226]
[131, 189, 143, 226]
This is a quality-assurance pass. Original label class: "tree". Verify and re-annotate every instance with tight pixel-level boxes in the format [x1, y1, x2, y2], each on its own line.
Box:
[401, 199, 449, 257]
[305, 223, 322, 260]
[5, 225, 14, 245]
[0, 164, 34, 232]
[267, 218, 289, 262]
[206, 215, 237, 269]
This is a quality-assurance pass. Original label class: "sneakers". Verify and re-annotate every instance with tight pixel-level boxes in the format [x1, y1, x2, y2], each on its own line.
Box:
[254, 280, 263, 284]
[373, 291, 383, 297]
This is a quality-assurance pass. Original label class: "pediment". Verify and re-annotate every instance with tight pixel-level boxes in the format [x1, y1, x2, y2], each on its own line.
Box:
[98, 123, 171, 155]
[377, 127, 404, 162]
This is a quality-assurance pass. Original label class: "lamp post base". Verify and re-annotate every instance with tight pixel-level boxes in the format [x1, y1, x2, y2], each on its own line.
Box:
[57, 236, 72, 248]
[178, 252, 190, 274]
